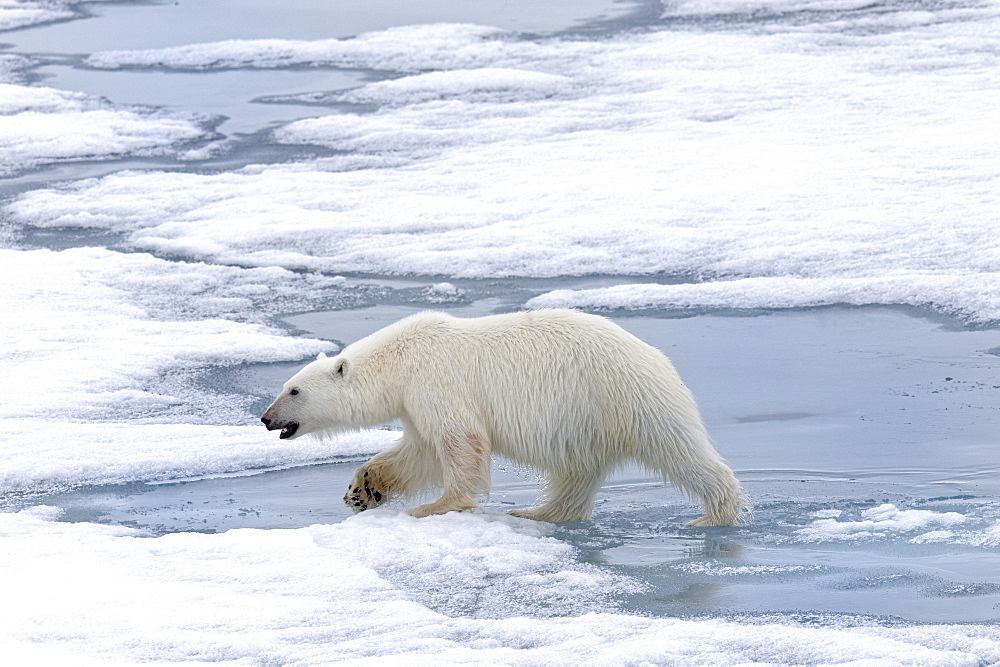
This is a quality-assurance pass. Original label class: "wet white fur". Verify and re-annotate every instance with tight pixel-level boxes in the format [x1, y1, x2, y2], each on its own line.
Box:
[263, 309, 749, 525]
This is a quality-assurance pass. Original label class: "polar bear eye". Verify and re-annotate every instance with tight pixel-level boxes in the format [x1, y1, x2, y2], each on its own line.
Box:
[289, 388, 299, 396]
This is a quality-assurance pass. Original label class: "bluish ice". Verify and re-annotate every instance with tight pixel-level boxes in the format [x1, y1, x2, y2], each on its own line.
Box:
[1, 0, 998, 663]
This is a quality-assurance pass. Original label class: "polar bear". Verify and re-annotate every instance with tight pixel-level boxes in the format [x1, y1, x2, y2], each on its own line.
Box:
[261, 309, 748, 526]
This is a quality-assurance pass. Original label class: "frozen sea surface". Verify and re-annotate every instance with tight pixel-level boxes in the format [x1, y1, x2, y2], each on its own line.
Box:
[1, 0, 998, 663]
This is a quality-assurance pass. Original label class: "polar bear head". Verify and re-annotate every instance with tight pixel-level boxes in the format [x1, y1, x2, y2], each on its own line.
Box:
[260, 349, 397, 440]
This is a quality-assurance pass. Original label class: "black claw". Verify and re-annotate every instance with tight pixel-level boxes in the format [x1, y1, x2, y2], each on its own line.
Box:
[373, 491, 382, 502]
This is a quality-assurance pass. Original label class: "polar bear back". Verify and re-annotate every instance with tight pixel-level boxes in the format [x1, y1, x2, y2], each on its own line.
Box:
[348, 309, 709, 472]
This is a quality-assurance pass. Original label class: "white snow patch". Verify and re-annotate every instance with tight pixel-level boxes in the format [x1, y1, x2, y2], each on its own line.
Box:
[0, 247, 331, 423]
[675, 561, 825, 576]
[910, 530, 956, 544]
[796, 504, 967, 542]
[0, 247, 378, 492]
[526, 273, 1000, 323]
[0, 0, 74, 31]
[15, 14, 999, 321]
[0, 507, 997, 664]
[0, 53, 31, 84]
[336, 68, 575, 105]
[0, 83, 208, 175]
[662, 0, 879, 17]
[84, 24, 516, 72]
[960, 521, 1000, 548]
[1, 421, 393, 495]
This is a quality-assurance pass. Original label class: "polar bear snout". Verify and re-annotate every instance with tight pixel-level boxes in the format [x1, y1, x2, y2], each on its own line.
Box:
[260, 410, 299, 439]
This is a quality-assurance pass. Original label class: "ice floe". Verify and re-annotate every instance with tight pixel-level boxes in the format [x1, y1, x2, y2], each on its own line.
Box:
[0, 421, 394, 496]
[12, 11, 997, 322]
[526, 273, 1000, 324]
[0, 83, 209, 175]
[0, 0, 76, 31]
[1, 506, 997, 664]
[84, 24, 520, 72]
[0, 246, 391, 494]
[796, 503, 969, 542]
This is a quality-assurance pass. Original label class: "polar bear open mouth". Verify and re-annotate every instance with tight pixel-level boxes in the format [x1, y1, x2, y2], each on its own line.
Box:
[279, 422, 299, 439]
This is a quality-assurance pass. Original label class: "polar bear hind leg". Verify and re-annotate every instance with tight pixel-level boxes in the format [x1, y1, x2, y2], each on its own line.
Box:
[509, 465, 612, 523]
[680, 462, 749, 527]
[636, 445, 749, 527]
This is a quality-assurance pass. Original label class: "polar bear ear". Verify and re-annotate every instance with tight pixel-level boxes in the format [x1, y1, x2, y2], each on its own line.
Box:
[316, 351, 328, 360]
[333, 358, 349, 378]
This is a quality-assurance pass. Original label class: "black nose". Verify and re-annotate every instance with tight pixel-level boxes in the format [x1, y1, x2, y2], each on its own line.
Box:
[261, 416, 271, 427]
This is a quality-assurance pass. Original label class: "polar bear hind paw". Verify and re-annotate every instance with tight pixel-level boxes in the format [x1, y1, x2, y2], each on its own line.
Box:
[508, 507, 590, 523]
[687, 515, 738, 528]
[406, 497, 479, 518]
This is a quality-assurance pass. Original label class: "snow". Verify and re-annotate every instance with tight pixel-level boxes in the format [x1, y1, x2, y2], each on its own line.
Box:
[83, 24, 523, 72]
[12, 9, 999, 322]
[796, 503, 968, 542]
[1, 8, 210, 171]
[0, 247, 328, 421]
[663, 0, 889, 17]
[0, 421, 395, 495]
[0, 0, 75, 32]
[0, 246, 391, 495]
[1, 506, 997, 664]
[334, 68, 575, 105]
[0, 53, 30, 83]
[526, 273, 1000, 324]
[0, 83, 208, 175]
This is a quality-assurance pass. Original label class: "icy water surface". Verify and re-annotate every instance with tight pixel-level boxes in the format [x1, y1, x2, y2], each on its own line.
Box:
[36, 301, 1000, 626]
[2, 0, 999, 663]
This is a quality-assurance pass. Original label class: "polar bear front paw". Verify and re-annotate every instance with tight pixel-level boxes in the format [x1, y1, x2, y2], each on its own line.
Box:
[344, 466, 388, 513]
